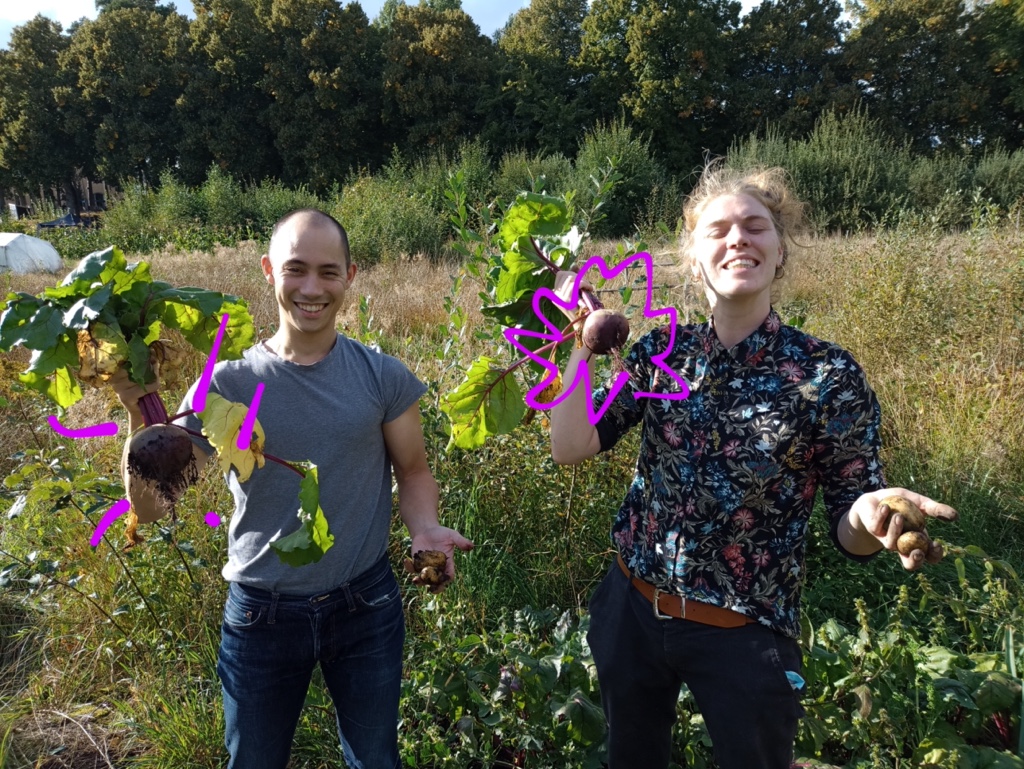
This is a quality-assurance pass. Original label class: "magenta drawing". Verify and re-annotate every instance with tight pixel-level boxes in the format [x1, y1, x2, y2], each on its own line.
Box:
[503, 251, 690, 425]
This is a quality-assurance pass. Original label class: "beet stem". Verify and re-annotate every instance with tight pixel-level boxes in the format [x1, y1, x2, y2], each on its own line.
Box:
[138, 392, 169, 427]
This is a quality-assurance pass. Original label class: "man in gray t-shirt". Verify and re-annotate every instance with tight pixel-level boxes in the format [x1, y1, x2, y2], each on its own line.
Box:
[113, 208, 472, 769]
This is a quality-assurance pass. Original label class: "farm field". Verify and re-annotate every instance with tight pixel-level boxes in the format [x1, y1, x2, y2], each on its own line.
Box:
[1, 218, 1023, 768]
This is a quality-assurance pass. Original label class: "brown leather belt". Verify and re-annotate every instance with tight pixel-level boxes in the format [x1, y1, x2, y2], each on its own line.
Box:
[617, 554, 755, 628]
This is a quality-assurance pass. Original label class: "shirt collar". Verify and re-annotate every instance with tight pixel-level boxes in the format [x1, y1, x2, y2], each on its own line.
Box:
[701, 308, 782, 365]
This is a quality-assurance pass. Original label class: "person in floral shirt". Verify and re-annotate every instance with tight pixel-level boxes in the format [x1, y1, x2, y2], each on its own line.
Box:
[548, 164, 957, 769]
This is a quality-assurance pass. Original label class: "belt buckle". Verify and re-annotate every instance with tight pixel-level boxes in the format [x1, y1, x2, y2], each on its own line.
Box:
[652, 588, 676, 621]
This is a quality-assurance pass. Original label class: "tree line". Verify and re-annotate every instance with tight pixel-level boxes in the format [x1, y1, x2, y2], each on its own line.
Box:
[1, 0, 1023, 216]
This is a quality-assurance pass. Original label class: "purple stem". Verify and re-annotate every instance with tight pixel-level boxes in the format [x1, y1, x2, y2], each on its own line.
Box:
[175, 425, 306, 478]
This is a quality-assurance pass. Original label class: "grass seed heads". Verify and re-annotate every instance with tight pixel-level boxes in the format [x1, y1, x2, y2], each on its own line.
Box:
[581, 309, 630, 355]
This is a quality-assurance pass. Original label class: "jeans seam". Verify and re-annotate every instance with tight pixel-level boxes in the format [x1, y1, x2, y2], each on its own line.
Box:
[268, 591, 279, 625]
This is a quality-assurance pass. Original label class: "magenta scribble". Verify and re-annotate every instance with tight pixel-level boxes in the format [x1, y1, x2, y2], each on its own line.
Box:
[90, 498, 131, 547]
[204, 511, 221, 528]
[48, 415, 119, 439]
[192, 312, 230, 414]
[236, 382, 264, 451]
[504, 251, 690, 425]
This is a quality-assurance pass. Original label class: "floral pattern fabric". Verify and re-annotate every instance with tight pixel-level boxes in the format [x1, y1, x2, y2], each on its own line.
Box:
[594, 309, 885, 639]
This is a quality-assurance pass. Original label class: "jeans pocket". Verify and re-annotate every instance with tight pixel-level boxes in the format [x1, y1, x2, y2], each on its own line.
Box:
[223, 588, 266, 629]
[353, 571, 400, 610]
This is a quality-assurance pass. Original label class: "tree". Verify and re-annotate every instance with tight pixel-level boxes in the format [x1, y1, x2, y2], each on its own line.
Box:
[579, 0, 742, 173]
[725, 0, 854, 142]
[260, 0, 383, 190]
[972, 0, 1024, 147]
[483, 0, 590, 156]
[177, 0, 280, 185]
[379, 3, 496, 153]
[59, 8, 189, 185]
[0, 17, 92, 212]
[843, 0, 995, 152]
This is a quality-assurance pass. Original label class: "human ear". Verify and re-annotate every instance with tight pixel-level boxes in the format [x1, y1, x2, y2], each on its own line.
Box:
[260, 254, 274, 285]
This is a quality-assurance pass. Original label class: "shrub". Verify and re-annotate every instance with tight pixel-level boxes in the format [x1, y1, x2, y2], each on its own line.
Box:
[573, 118, 666, 238]
[493, 149, 575, 205]
[335, 173, 448, 264]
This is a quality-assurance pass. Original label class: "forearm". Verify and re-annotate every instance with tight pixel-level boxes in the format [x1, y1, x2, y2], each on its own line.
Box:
[397, 469, 442, 538]
[549, 344, 601, 464]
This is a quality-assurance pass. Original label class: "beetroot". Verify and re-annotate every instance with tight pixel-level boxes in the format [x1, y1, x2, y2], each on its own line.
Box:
[125, 423, 198, 513]
[582, 309, 630, 355]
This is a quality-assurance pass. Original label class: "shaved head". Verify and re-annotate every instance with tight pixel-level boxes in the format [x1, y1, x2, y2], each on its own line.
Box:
[269, 209, 351, 268]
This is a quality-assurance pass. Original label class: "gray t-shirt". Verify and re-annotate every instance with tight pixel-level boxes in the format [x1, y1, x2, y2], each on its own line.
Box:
[176, 333, 427, 594]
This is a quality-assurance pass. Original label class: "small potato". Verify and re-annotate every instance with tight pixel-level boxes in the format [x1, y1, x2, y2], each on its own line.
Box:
[405, 549, 450, 587]
[880, 495, 927, 533]
[897, 530, 932, 557]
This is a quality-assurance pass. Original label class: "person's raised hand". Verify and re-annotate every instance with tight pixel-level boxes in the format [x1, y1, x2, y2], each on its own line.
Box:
[850, 487, 957, 570]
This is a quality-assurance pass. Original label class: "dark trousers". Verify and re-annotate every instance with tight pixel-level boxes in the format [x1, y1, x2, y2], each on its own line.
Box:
[587, 561, 805, 769]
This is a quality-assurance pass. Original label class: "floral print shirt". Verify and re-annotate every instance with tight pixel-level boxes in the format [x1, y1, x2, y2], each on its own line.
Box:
[594, 309, 885, 639]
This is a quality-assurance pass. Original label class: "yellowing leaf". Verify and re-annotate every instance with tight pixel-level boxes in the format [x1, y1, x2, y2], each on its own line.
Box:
[76, 323, 128, 386]
[198, 392, 266, 482]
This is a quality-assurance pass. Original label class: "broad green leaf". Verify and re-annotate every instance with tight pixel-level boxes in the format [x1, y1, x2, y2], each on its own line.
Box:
[0, 294, 45, 351]
[5, 303, 65, 352]
[20, 367, 82, 410]
[270, 461, 334, 566]
[198, 393, 267, 483]
[498, 193, 570, 251]
[45, 246, 123, 298]
[162, 297, 254, 357]
[552, 689, 606, 745]
[494, 250, 548, 306]
[24, 337, 78, 377]
[441, 356, 527, 450]
[127, 334, 154, 385]
[62, 284, 113, 329]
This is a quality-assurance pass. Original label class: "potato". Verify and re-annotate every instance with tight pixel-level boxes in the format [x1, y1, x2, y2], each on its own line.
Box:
[405, 549, 450, 587]
[897, 530, 932, 557]
[880, 495, 927, 533]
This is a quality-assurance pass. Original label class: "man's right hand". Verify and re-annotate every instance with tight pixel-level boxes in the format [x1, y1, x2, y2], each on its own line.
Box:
[109, 367, 160, 434]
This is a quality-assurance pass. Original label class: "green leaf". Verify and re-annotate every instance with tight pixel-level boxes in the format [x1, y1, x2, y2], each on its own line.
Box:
[441, 356, 527, 450]
[0, 294, 45, 351]
[270, 461, 335, 567]
[62, 284, 113, 330]
[162, 297, 254, 357]
[494, 250, 548, 306]
[45, 246, 123, 298]
[6, 303, 66, 352]
[20, 367, 82, 410]
[498, 193, 570, 251]
[552, 689, 606, 745]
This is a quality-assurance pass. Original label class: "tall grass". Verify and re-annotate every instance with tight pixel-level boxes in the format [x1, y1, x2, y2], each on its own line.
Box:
[1, 216, 1023, 765]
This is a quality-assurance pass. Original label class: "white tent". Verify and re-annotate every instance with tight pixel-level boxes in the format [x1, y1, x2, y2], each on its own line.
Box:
[0, 233, 62, 274]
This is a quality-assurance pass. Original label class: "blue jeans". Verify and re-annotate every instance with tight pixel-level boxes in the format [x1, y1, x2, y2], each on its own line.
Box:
[217, 554, 404, 769]
[587, 561, 805, 769]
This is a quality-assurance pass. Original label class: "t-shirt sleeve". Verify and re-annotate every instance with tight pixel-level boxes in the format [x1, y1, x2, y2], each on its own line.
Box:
[379, 353, 428, 422]
[815, 352, 887, 562]
[173, 378, 215, 457]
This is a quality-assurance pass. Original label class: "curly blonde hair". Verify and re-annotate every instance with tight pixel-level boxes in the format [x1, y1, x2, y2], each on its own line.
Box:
[680, 163, 809, 274]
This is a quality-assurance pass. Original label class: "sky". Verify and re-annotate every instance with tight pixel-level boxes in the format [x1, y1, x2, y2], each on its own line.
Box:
[0, 0, 532, 49]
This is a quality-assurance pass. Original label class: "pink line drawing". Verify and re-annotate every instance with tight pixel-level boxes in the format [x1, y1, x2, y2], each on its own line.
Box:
[48, 415, 119, 439]
[504, 251, 690, 425]
[237, 382, 264, 451]
[90, 498, 131, 547]
[192, 312, 230, 414]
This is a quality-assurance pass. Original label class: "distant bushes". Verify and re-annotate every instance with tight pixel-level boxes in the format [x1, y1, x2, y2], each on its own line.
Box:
[34, 112, 1024, 264]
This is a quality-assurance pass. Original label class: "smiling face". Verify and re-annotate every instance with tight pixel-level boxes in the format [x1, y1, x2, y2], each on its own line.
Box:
[689, 193, 784, 309]
[260, 212, 357, 355]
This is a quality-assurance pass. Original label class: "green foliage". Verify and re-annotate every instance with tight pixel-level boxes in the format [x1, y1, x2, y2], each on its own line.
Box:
[335, 172, 448, 265]
[493, 150, 575, 206]
[730, 106, 912, 233]
[572, 119, 665, 237]
[400, 605, 606, 768]
[0, 246, 253, 408]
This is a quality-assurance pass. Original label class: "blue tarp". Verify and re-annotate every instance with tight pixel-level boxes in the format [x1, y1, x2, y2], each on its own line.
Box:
[37, 212, 80, 229]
